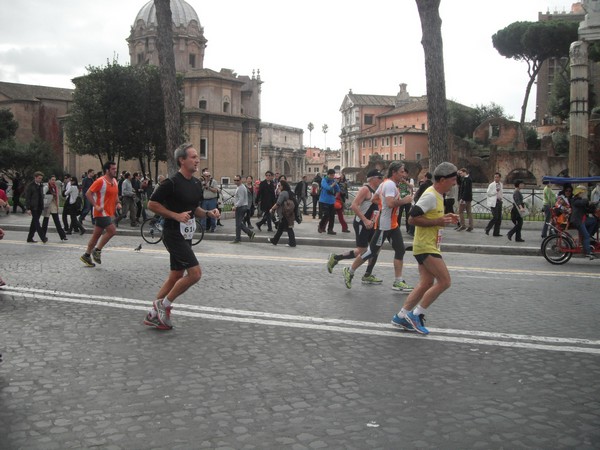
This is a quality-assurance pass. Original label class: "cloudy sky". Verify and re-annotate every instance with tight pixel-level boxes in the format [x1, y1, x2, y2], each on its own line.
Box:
[0, 0, 580, 149]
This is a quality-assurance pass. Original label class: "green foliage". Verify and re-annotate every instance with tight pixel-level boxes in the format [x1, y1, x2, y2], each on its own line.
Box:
[552, 130, 569, 155]
[447, 102, 506, 138]
[66, 61, 178, 170]
[0, 138, 60, 180]
[548, 66, 570, 121]
[524, 126, 541, 150]
[492, 20, 577, 63]
[0, 109, 18, 141]
[589, 42, 600, 62]
[473, 102, 507, 124]
[447, 102, 475, 138]
[369, 153, 384, 163]
[492, 20, 578, 125]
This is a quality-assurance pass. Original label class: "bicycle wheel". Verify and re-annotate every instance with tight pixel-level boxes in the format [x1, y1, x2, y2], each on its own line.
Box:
[141, 217, 163, 244]
[541, 234, 573, 265]
[191, 219, 205, 246]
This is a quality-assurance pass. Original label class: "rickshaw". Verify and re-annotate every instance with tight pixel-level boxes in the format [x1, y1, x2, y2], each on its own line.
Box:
[540, 176, 600, 264]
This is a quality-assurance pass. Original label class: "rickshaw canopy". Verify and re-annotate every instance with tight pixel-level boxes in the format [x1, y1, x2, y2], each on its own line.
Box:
[542, 176, 600, 184]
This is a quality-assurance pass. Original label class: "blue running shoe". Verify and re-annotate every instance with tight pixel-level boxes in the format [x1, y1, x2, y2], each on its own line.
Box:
[391, 314, 414, 331]
[405, 311, 429, 335]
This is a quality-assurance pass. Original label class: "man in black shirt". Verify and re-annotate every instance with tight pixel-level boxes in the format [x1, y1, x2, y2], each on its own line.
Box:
[294, 175, 309, 215]
[24, 171, 47, 243]
[255, 171, 277, 231]
[456, 167, 474, 231]
[11, 172, 26, 213]
[143, 143, 220, 330]
[79, 169, 95, 224]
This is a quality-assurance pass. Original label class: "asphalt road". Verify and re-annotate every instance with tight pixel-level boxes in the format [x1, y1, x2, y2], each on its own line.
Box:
[1, 228, 599, 449]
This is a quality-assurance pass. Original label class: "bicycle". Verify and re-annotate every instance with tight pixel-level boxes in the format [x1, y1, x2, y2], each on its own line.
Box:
[141, 216, 205, 246]
[540, 175, 600, 264]
[541, 222, 599, 264]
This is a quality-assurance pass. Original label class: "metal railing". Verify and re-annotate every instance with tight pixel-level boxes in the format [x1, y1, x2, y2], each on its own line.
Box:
[219, 184, 549, 221]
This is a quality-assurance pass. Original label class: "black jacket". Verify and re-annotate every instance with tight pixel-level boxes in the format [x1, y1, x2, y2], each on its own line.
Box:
[458, 176, 473, 202]
[570, 196, 589, 227]
[256, 179, 276, 210]
[24, 181, 43, 211]
[294, 180, 307, 199]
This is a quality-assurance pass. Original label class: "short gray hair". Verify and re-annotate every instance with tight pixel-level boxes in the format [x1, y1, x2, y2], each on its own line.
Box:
[386, 161, 404, 178]
[174, 143, 194, 167]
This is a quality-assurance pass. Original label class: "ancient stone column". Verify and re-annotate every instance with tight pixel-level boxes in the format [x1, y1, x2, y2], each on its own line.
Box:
[569, 40, 589, 178]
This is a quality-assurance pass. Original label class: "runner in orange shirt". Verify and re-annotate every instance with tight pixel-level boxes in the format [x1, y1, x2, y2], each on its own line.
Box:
[80, 161, 121, 267]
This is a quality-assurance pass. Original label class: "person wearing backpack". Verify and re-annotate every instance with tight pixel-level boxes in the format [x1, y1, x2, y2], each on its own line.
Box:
[268, 179, 297, 247]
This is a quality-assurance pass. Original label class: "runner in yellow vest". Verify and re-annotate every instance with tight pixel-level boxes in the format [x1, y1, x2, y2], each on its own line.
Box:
[391, 162, 459, 335]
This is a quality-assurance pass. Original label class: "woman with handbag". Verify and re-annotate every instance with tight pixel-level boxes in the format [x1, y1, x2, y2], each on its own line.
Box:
[507, 180, 526, 242]
[41, 175, 68, 241]
[64, 177, 86, 235]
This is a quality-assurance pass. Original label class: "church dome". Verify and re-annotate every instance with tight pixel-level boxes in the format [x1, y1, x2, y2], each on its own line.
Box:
[133, 0, 200, 28]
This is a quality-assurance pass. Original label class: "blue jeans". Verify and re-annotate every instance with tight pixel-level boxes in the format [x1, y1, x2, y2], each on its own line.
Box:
[577, 222, 592, 255]
[79, 197, 94, 223]
[201, 198, 218, 230]
[234, 205, 252, 241]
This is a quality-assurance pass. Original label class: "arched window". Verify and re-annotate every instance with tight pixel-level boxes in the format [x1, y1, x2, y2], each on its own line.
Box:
[223, 96, 230, 113]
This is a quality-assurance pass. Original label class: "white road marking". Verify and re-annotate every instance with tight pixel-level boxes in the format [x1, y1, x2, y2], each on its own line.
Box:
[3, 286, 600, 355]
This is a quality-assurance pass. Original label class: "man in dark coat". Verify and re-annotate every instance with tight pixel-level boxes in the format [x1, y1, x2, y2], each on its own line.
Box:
[24, 171, 47, 243]
[456, 167, 473, 231]
[255, 171, 277, 232]
[11, 172, 26, 213]
[294, 175, 309, 215]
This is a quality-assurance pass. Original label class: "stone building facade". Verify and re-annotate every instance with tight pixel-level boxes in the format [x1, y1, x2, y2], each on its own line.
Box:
[127, 0, 207, 73]
[259, 123, 305, 181]
[340, 84, 452, 172]
[473, 117, 525, 149]
[128, 0, 262, 182]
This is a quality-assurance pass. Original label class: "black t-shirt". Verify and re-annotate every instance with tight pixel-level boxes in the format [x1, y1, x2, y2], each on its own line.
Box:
[150, 172, 203, 228]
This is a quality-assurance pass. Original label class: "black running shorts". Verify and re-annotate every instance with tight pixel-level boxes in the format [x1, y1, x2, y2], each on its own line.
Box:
[162, 228, 199, 271]
[414, 253, 442, 265]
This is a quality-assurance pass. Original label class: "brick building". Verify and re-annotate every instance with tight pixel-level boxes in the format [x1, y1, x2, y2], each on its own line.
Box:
[0, 82, 72, 164]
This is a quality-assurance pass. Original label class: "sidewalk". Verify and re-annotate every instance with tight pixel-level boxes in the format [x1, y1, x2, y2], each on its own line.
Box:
[0, 211, 546, 256]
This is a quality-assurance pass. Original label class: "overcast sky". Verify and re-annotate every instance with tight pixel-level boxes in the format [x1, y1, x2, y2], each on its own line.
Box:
[0, 0, 580, 149]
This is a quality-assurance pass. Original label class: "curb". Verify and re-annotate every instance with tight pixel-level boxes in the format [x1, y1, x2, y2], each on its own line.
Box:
[0, 222, 541, 257]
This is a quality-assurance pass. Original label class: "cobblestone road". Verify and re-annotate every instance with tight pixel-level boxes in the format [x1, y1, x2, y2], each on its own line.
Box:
[1, 229, 599, 449]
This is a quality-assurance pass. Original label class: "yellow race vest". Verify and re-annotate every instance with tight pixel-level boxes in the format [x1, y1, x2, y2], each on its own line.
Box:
[413, 186, 444, 255]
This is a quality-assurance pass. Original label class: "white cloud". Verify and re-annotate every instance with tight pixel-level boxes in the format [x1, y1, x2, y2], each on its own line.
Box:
[0, 0, 578, 148]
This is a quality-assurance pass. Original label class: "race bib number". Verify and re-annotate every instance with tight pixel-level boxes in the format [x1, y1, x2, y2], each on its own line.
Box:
[180, 218, 196, 240]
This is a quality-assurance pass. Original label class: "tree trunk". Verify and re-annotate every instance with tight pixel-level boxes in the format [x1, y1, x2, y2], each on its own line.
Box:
[416, 0, 448, 170]
[154, 0, 181, 176]
[520, 60, 542, 129]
